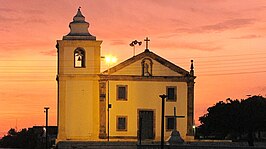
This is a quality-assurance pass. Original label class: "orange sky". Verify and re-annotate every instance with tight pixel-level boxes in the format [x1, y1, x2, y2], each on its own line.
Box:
[0, 0, 266, 137]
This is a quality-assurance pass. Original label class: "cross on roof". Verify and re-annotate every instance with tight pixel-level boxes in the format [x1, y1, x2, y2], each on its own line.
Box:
[144, 37, 150, 50]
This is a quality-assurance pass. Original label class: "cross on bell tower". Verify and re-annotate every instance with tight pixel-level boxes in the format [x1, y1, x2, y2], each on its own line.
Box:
[144, 37, 150, 51]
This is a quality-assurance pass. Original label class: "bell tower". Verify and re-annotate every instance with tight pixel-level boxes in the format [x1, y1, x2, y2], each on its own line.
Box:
[56, 8, 102, 141]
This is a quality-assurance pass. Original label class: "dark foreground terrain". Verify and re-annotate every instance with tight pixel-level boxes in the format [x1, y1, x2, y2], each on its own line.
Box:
[57, 141, 266, 149]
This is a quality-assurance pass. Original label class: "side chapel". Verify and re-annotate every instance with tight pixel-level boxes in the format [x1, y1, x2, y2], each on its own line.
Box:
[56, 8, 195, 142]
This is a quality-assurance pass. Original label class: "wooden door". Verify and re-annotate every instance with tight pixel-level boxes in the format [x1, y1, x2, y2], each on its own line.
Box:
[139, 110, 154, 140]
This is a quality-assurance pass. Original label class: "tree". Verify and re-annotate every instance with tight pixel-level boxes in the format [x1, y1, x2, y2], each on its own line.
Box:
[7, 128, 17, 136]
[0, 128, 38, 148]
[198, 95, 266, 146]
[241, 96, 266, 146]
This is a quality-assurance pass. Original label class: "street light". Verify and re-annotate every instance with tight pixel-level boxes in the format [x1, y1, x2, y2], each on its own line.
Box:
[159, 94, 167, 149]
[105, 56, 117, 64]
[193, 125, 196, 136]
[44, 107, 49, 149]
[104, 55, 117, 142]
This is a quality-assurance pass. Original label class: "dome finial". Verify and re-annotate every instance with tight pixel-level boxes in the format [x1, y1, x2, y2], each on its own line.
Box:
[78, 6, 81, 13]
[74, 7, 84, 19]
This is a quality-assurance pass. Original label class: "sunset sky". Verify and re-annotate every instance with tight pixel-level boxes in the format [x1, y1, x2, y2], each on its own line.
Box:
[0, 0, 266, 137]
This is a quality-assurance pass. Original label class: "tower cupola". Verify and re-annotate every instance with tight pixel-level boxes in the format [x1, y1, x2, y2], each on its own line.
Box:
[63, 7, 96, 40]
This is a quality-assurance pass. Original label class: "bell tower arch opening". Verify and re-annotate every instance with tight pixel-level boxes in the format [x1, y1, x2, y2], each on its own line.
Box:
[74, 48, 86, 68]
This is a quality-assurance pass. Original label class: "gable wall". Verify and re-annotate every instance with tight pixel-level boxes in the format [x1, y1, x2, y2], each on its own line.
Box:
[112, 57, 182, 76]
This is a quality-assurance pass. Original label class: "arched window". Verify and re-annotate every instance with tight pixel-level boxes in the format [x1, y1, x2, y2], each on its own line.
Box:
[74, 48, 85, 68]
[141, 58, 153, 76]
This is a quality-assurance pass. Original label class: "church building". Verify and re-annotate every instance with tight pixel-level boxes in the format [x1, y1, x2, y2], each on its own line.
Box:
[56, 8, 195, 143]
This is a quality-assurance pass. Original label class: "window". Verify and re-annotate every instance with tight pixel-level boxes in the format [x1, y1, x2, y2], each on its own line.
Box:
[117, 116, 127, 131]
[74, 48, 85, 68]
[166, 116, 175, 131]
[117, 85, 128, 101]
[166, 86, 177, 101]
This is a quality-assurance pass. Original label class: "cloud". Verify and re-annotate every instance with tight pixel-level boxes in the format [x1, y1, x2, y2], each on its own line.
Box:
[23, 9, 44, 15]
[0, 8, 17, 13]
[242, 5, 266, 13]
[40, 49, 57, 56]
[0, 41, 49, 50]
[174, 18, 256, 34]
[0, 14, 18, 22]
[0, 7, 43, 15]
[153, 40, 222, 51]
[232, 34, 262, 39]
[0, 7, 46, 25]
[200, 19, 255, 32]
[110, 40, 127, 46]
[24, 17, 47, 24]
[177, 42, 222, 51]
[0, 28, 9, 33]
[169, 19, 187, 26]
[158, 33, 179, 39]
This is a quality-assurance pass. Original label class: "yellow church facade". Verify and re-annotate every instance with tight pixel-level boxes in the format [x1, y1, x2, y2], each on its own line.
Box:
[56, 8, 195, 142]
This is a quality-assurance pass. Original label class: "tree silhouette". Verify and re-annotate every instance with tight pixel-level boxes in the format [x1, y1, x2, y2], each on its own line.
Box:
[7, 128, 17, 136]
[0, 128, 38, 148]
[198, 95, 266, 146]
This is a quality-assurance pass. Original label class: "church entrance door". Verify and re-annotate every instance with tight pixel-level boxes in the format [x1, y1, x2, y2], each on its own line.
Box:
[139, 110, 154, 140]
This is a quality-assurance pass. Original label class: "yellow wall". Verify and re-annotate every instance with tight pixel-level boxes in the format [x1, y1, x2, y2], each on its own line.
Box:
[57, 39, 102, 141]
[57, 40, 102, 75]
[64, 77, 99, 140]
[108, 81, 187, 140]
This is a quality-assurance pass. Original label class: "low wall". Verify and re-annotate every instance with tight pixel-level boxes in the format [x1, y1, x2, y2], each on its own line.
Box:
[57, 141, 266, 149]
[57, 141, 136, 149]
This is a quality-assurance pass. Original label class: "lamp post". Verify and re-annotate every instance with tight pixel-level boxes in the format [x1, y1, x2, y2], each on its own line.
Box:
[105, 55, 117, 142]
[193, 125, 196, 137]
[44, 107, 49, 149]
[159, 94, 167, 149]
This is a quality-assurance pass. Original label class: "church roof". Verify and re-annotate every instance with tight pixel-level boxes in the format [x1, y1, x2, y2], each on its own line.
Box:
[104, 49, 190, 76]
